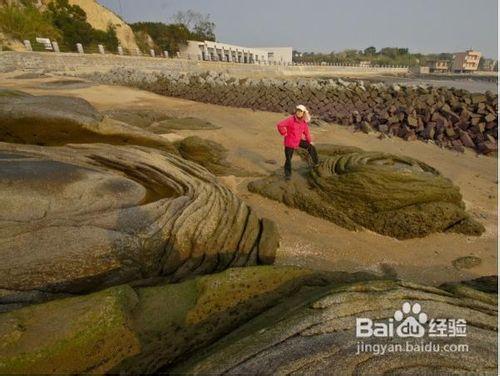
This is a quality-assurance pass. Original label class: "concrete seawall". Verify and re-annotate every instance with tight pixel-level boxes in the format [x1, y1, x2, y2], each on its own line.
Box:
[0, 51, 409, 78]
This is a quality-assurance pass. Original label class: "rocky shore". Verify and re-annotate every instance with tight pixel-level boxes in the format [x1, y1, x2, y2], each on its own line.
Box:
[83, 69, 498, 155]
[0, 86, 497, 374]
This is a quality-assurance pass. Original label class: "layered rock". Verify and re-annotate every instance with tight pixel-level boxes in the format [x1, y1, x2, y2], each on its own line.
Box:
[2, 266, 495, 375]
[0, 266, 335, 374]
[0, 90, 177, 153]
[172, 278, 497, 375]
[0, 142, 278, 302]
[84, 69, 498, 154]
[103, 109, 221, 133]
[248, 144, 484, 239]
[174, 136, 253, 176]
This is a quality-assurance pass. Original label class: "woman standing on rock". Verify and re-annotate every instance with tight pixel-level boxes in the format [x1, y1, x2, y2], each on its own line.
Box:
[277, 104, 319, 180]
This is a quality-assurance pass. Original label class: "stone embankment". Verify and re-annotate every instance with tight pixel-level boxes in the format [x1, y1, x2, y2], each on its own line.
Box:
[85, 69, 498, 154]
[0, 51, 408, 77]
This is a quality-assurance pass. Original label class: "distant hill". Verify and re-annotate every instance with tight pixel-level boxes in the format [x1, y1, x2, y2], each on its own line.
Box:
[0, 0, 139, 52]
[57, 0, 139, 52]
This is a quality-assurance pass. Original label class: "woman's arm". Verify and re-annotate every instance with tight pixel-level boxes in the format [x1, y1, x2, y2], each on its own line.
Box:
[276, 117, 289, 136]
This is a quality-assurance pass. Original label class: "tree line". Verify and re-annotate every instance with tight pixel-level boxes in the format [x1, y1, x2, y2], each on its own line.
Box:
[0, 0, 118, 51]
[0, 1, 215, 54]
[130, 10, 216, 54]
[293, 47, 456, 67]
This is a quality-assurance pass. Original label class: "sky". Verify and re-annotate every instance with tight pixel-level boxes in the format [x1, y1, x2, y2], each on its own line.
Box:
[98, 0, 498, 58]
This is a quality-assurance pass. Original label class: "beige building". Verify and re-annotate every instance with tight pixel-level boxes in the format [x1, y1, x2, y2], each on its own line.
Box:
[259, 46, 293, 64]
[452, 50, 482, 72]
[427, 60, 449, 73]
[179, 40, 292, 64]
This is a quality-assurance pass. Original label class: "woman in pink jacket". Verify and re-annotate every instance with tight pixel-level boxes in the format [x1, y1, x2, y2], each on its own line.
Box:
[276, 104, 319, 180]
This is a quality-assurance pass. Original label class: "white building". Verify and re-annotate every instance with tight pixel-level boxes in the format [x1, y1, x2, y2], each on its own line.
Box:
[179, 40, 293, 64]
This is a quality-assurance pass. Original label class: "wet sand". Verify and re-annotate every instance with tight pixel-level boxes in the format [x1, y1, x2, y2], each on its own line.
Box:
[1, 72, 497, 286]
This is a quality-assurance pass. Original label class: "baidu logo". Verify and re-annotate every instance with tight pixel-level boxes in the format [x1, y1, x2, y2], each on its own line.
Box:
[394, 302, 427, 337]
[356, 302, 429, 338]
[355, 301, 469, 354]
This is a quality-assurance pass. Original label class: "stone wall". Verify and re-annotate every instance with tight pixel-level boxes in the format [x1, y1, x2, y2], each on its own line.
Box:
[0, 51, 409, 77]
[85, 69, 498, 154]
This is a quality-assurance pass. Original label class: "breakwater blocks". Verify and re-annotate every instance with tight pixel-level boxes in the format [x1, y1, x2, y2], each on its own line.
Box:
[85, 69, 498, 154]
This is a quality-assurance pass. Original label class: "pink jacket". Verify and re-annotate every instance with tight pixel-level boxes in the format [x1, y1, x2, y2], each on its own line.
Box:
[276, 115, 312, 149]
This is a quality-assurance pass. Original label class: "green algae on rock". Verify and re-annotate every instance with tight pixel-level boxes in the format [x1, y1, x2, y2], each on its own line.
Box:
[0, 91, 177, 154]
[249, 145, 485, 239]
[171, 279, 497, 375]
[0, 143, 278, 301]
[1, 267, 496, 375]
[0, 285, 141, 374]
[174, 136, 254, 176]
[103, 109, 220, 134]
[0, 266, 328, 374]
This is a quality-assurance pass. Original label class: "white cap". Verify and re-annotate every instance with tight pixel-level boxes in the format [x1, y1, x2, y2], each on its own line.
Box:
[296, 104, 307, 112]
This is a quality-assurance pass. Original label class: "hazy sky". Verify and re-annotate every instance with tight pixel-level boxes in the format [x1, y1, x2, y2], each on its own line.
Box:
[98, 0, 498, 58]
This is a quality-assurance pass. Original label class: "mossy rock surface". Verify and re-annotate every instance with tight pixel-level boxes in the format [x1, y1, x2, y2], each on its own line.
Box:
[1, 266, 496, 374]
[13, 73, 49, 80]
[452, 255, 482, 270]
[150, 117, 221, 133]
[440, 275, 498, 305]
[38, 79, 94, 89]
[104, 109, 220, 134]
[0, 143, 278, 299]
[0, 94, 177, 154]
[103, 109, 170, 129]
[0, 285, 141, 374]
[175, 136, 253, 176]
[121, 266, 321, 373]
[249, 145, 485, 239]
[0, 88, 32, 97]
[0, 266, 330, 374]
[171, 279, 497, 375]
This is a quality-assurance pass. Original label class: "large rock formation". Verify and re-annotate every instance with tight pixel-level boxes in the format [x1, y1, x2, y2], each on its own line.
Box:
[172, 277, 497, 375]
[85, 69, 498, 154]
[0, 266, 331, 374]
[0, 90, 177, 153]
[0, 142, 278, 302]
[1, 267, 496, 375]
[175, 136, 254, 176]
[248, 144, 484, 239]
[103, 109, 221, 133]
[0, 80, 495, 374]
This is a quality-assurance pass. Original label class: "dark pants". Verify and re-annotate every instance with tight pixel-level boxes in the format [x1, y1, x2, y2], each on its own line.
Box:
[284, 140, 319, 177]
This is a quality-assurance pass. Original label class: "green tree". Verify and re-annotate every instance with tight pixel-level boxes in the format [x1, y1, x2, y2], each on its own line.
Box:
[47, 0, 118, 51]
[92, 25, 119, 51]
[130, 22, 191, 53]
[0, 4, 60, 42]
[172, 9, 216, 41]
[363, 46, 376, 55]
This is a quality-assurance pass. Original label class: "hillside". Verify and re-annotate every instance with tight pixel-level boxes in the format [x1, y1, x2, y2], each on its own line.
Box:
[63, 0, 139, 52]
[0, 0, 139, 52]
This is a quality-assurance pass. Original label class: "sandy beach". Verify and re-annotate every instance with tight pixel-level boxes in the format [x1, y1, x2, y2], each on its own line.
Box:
[1, 72, 496, 286]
